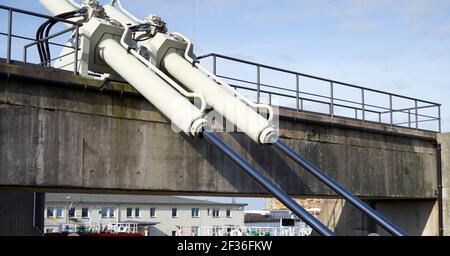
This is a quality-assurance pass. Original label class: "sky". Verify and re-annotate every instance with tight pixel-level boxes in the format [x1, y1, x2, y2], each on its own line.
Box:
[1, 0, 449, 209]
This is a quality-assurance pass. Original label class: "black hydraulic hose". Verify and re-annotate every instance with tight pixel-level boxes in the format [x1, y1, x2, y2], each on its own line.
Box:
[202, 131, 335, 236]
[43, 10, 81, 64]
[35, 10, 82, 66]
[273, 139, 408, 236]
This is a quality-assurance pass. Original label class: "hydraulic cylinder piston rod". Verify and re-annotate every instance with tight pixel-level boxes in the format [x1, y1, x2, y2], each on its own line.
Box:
[98, 38, 208, 137]
[202, 131, 335, 236]
[273, 140, 408, 236]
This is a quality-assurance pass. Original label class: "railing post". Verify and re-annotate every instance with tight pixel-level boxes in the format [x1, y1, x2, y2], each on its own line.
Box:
[74, 24, 79, 75]
[415, 100, 418, 129]
[361, 89, 365, 121]
[389, 94, 393, 126]
[408, 109, 411, 128]
[213, 55, 217, 75]
[330, 82, 334, 117]
[7, 9, 13, 64]
[296, 74, 300, 112]
[23, 46, 28, 62]
[256, 65, 261, 104]
[438, 105, 442, 133]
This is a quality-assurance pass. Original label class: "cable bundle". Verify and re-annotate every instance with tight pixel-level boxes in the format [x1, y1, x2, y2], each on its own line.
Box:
[35, 9, 84, 66]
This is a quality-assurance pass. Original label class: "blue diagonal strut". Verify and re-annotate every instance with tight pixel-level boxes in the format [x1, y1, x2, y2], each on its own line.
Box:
[273, 140, 407, 236]
[202, 131, 335, 236]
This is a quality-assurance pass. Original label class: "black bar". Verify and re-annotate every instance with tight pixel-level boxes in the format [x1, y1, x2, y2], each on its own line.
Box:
[202, 131, 335, 236]
[0, 4, 79, 25]
[7, 9, 13, 63]
[273, 140, 407, 236]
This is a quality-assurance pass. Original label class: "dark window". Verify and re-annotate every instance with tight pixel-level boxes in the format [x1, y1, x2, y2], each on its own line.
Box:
[101, 207, 108, 218]
[56, 207, 63, 218]
[172, 208, 178, 218]
[150, 208, 156, 217]
[126, 208, 133, 218]
[81, 208, 89, 218]
[68, 208, 75, 218]
[212, 208, 220, 218]
[109, 207, 115, 218]
[47, 207, 55, 218]
[226, 208, 232, 218]
[191, 208, 199, 217]
[135, 208, 140, 217]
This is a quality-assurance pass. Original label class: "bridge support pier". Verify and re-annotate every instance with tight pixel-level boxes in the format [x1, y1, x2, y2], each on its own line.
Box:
[0, 192, 45, 236]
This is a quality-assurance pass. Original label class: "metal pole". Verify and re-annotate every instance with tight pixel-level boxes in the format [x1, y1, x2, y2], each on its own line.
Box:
[361, 89, 365, 121]
[7, 9, 13, 64]
[213, 55, 217, 75]
[415, 100, 418, 129]
[256, 65, 261, 104]
[23, 46, 28, 62]
[74, 24, 79, 75]
[389, 94, 393, 126]
[330, 82, 334, 117]
[438, 105, 441, 133]
[273, 140, 408, 236]
[296, 75, 300, 112]
[202, 131, 335, 236]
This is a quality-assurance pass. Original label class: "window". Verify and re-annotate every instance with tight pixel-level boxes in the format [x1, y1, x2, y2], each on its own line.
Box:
[135, 208, 140, 218]
[191, 208, 199, 218]
[56, 207, 63, 218]
[212, 208, 220, 218]
[150, 208, 156, 218]
[172, 208, 178, 218]
[81, 208, 89, 218]
[101, 207, 109, 218]
[226, 208, 232, 218]
[47, 207, 55, 218]
[126, 208, 133, 218]
[109, 207, 115, 218]
[68, 208, 75, 218]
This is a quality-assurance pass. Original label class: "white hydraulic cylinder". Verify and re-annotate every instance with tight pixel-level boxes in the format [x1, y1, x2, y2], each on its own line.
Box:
[162, 52, 276, 144]
[39, 0, 81, 16]
[98, 38, 206, 136]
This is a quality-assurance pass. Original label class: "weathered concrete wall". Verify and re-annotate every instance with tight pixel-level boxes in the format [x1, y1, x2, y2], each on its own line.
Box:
[437, 133, 450, 235]
[0, 61, 439, 199]
[0, 192, 44, 236]
[318, 198, 438, 236]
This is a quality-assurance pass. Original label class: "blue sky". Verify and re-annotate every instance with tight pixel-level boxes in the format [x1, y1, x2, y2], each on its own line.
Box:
[1, 0, 449, 209]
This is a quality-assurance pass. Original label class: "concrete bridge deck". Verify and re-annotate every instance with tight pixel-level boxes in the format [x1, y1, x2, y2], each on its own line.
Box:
[0, 60, 439, 199]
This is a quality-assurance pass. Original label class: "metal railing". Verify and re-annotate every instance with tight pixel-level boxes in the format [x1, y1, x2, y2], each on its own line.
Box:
[0, 4, 81, 74]
[197, 53, 442, 132]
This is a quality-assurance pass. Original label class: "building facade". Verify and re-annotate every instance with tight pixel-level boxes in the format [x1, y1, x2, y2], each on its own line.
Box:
[45, 194, 246, 236]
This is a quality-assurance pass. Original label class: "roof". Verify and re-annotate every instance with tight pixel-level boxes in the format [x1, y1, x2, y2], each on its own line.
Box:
[45, 193, 247, 207]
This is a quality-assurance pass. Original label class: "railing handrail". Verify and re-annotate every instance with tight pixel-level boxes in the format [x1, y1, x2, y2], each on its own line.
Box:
[0, 4, 80, 25]
[198, 53, 441, 132]
[197, 53, 441, 106]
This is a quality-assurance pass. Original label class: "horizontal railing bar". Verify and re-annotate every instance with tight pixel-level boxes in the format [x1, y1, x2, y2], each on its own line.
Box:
[23, 26, 77, 48]
[232, 84, 382, 115]
[380, 104, 439, 114]
[0, 4, 80, 25]
[40, 50, 76, 65]
[198, 53, 441, 106]
[0, 32, 74, 49]
[394, 118, 438, 126]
